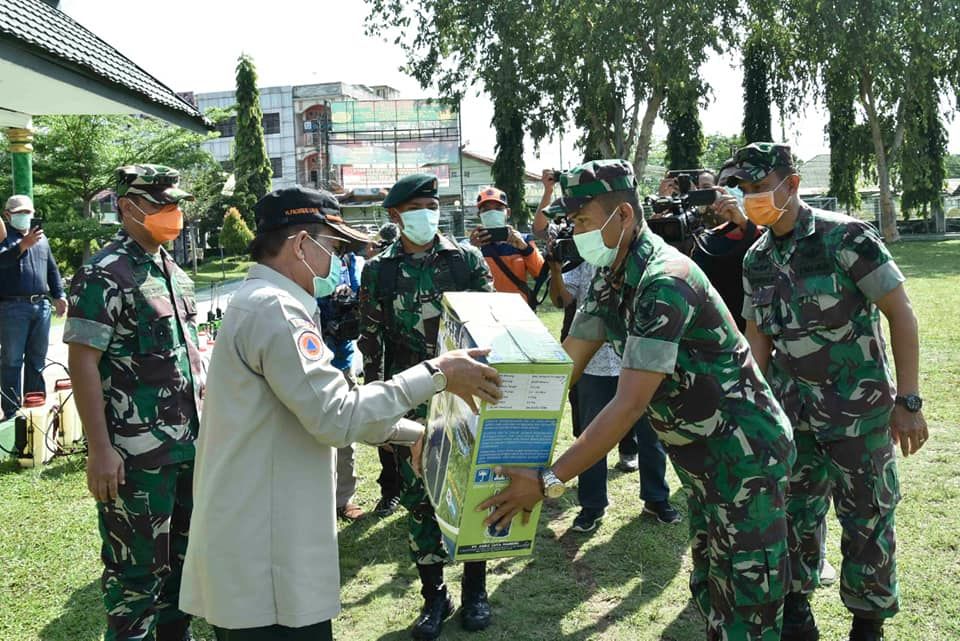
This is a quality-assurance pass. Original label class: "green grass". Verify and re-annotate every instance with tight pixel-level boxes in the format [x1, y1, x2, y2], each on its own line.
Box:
[189, 256, 253, 289]
[1, 241, 958, 641]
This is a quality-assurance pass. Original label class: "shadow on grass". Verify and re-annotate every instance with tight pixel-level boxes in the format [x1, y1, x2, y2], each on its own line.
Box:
[659, 598, 704, 641]
[39, 579, 103, 641]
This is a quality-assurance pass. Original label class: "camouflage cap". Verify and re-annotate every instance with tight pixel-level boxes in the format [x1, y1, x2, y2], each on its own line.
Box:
[542, 197, 569, 217]
[116, 164, 194, 205]
[729, 143, 795, 184]
[555, 159, 637, 213]
[382, 173, 439, 209]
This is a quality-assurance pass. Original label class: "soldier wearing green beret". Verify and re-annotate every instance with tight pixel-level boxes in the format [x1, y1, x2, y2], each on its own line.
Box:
[735, 142, 928, 641]
[65, 164, 202, 641]
[358, 173, 496, 640]
[481, 159, 796, 641]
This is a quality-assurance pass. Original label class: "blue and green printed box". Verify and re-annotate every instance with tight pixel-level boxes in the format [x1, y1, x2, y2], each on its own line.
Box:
[422, 292, 572, 562]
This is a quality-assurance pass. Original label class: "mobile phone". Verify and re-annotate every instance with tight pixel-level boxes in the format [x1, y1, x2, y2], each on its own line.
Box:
[30, 218, 43, 230]
[486, 227, 509, 243]
[685, 189, 717, 207]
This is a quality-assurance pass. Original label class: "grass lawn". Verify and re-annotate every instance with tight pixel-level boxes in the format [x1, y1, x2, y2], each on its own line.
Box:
[189, 256, 254, 290]
[1, 241, 958, 641]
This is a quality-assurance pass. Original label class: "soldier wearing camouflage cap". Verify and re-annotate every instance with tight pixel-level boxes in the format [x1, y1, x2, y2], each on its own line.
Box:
[481, 159, 797, 641]
[738, 143, 928, 641]
[64, 164, 202, 641]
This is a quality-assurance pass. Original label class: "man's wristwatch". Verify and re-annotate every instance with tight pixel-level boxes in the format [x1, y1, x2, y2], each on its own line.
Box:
[895, 394, 923, 413]
[423, 361, 447, 393]
[538, 468, 566, 499]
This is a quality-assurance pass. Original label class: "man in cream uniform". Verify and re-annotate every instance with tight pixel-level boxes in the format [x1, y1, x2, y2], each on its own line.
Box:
[180, 187, 502, 641]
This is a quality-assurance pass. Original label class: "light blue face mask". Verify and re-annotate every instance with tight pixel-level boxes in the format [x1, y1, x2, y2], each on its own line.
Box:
[573, 206, 625, 268]
[726, 186, 746, 212]
[480, 209, 507, 229]
[289, 234, 342, 299]
[399, 208, 440, 245]
[10, 213, 32, 231]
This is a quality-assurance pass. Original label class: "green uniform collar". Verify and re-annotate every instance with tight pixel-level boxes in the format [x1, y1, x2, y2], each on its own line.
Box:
[247, 263, 318, 317]
[753, 206, 816, 264]
[117, 228, 169, 266]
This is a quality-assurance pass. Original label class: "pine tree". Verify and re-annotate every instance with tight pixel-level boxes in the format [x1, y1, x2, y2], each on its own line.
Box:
[742, 30, 773, 144]
[490, 96, 529, 228]
[663, 86, 704, 170]
[232, 54, 272, 228]
[220, 207, 255, 256]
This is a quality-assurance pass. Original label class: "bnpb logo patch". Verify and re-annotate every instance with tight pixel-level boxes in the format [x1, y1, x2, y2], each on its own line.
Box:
[297, 330, 324, 361]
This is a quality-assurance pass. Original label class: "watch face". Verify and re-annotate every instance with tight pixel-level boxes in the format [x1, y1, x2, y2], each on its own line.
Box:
[545, 483, 566, 499]
[906, 395, 922, 412]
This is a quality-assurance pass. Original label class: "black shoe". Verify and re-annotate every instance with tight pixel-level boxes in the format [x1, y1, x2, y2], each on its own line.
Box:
[615, 454, 639, 472]
[460, 561, 491, 632]
[782, 593, 819, 641]
[412, 589, 454, 640]
[850, 617, 884, 641]
[375, 495, 400, 517]
[570, 508, 604, 533]
[643, 500, 682, 524]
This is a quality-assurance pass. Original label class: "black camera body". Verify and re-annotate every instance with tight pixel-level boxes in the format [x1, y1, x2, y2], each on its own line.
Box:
[645, 188, 716, 250]
[544, 216, 581, 268]
[323, 289, 362, 343]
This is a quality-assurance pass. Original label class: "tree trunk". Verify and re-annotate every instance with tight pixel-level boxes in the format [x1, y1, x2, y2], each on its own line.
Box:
[633, 86, 665, 181]
[83, 196, 94, 262]
[860, 76, 900, 242]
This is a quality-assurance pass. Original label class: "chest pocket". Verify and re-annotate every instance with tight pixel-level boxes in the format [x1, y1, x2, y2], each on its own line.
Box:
[792, 275, 845, 330]
[137, 295, 179, 354]
[751, 286, 782, 336]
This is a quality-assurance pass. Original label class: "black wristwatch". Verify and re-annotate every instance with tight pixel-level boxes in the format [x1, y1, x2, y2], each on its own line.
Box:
[895, 394, 923, 413]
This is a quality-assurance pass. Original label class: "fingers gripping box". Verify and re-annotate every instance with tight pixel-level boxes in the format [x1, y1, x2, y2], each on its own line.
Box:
[422, 292, 572, 561]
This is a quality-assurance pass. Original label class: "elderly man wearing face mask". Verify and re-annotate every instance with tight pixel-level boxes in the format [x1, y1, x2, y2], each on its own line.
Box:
[0, 194, 67, 420]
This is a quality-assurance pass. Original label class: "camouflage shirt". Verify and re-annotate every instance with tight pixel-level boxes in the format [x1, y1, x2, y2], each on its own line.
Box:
[359, 234, 492, 418]
[64, 230, 202, 469]
[742, 207, 905, 442]
[568, 228, 794, 470]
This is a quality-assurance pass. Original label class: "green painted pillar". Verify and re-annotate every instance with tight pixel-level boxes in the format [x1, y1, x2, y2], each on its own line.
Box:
[7, 127, 34, 198]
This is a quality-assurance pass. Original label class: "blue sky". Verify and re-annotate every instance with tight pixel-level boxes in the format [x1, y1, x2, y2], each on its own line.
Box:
[60, 0, 959, 173]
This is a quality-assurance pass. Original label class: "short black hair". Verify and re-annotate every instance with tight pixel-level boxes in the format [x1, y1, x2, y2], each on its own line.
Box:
[249, 222, 325, 262]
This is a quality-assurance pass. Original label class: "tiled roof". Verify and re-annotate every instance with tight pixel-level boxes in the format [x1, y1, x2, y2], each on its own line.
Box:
[0, 0, 211, 128]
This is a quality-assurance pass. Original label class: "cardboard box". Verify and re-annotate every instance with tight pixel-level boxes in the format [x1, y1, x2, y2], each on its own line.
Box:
[422, 292, 573, 562]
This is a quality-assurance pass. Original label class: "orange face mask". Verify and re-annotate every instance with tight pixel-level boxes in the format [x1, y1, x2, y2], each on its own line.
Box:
[742, 175, 792, 226]
[130, 202, 184, 243]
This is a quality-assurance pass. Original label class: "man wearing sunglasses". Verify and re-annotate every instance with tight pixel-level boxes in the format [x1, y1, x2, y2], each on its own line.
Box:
[180, 187, 501, 641]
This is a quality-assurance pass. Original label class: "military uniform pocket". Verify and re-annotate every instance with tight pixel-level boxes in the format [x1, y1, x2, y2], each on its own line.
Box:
[870, 436, 901, 515]
[794, 275, 845, 330]
[137, 298, 177, 354]
[731, 543, 788, 607]
[751, 286, 782, 336]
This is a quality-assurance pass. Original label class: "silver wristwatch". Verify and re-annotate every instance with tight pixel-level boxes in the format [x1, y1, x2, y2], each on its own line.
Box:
[423, 361, 447, 393]
[539, 467, 566, 499]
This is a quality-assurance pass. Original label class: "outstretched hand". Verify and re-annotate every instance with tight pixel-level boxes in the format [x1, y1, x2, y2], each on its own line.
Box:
[476, 466, 543, 532]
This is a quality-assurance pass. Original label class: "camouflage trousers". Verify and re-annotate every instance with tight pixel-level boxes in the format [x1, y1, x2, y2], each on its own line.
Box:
[97, 462, 193, 641]
[671, 439, 792, 641]
[395, 446, 448, 566]
[786, 428, 900, 618]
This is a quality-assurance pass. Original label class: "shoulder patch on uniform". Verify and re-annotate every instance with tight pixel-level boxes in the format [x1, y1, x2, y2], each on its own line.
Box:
[296, 329, 324, 361]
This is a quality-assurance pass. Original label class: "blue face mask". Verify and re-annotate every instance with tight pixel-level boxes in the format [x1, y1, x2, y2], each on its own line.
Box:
[573, 206, 625, 268]
[10, 213, 32, 231]
[726, 186, 745, 212]
[480, 210, 507, 229]
[399, 208, 440, 245]
[290, 234, 342, 299]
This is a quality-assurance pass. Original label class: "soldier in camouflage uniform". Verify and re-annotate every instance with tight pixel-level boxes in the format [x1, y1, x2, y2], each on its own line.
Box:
[65, 165, 203, 641]
[482, 160, 796, 641]
[735, 143, 929, 641]
[358, 173, 494, 640]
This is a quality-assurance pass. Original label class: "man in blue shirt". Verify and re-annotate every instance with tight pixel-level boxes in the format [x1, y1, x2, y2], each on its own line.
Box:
[318, 251, 365, 520]
[0, 195, 67, 419]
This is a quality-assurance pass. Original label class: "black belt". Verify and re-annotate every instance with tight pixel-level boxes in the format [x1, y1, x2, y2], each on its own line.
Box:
[0, 294, 47, 303]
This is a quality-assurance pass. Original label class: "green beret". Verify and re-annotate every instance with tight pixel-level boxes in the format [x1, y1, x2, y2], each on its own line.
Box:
[382, 173, 439, 208]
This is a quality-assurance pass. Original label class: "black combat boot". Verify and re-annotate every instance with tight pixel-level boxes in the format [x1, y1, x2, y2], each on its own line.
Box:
[412, 563, 453, 640]
[460, 561, 492, 632]
[156, 618, 193, 641]
[849, 617, 884, 641]
[781, 592, 820, 641]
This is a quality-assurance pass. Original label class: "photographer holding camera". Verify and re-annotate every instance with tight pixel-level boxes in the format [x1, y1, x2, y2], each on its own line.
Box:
[468, 186, 544, 307]
[318, 250, 366, 521]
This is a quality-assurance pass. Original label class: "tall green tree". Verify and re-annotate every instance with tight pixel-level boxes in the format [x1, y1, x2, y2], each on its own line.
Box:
[663, 84, 705, 170]
[741, 29, 773, 143]
[232, 54, 272, 227]
[782, 0, 960, 240]
[700, 133, 744, 173]
[365, 1, 542, 225]
[899, 76, 947, 225]
[825, 68, 865, 211]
